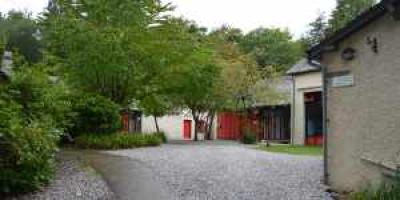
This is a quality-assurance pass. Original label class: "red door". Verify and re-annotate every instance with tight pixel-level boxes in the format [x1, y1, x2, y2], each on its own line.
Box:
[217, 112, 241, 140]
[183, 120, 192, 139]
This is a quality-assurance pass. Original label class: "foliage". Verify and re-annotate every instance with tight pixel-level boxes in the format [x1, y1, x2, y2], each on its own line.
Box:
[74, 132, 162, 149]
[0, 54, 68, 193]
[0, 37, 5, 56]
[239, 28, 303, 73]
[327, 0, 376, 34]
[208, 27, 260, 110]
[0, 11, 42, 63]
[41, 0, 173, 105]
[5, 62, 73, 132]
[257, 144, 323, 156]
[240, 129, 257, 144]
[350, 169, 400, 200]
[0, 116, 59, 193]
[301, 12, 328, 49]
[70, 94, 121, 136]
[154, 132, 167, 143]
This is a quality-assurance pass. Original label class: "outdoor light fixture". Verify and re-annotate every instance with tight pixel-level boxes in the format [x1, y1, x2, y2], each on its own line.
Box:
[341, 47, 356, 61]
[367, 36, 379, 54]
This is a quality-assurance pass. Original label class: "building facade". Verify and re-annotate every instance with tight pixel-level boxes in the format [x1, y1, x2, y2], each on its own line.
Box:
[287, 59, 323, 145]
[308, 0, 400, 191]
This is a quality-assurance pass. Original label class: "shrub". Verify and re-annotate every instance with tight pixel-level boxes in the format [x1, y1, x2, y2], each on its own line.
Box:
[0, 122, 59, 193]
[74, 132, 162, 150]
[240, 128, 257, 144]
[155, 132, 167, 143]
[7, 65, 74, 133]
[0, 65, 63, 194]
[70, 95, 121, 137]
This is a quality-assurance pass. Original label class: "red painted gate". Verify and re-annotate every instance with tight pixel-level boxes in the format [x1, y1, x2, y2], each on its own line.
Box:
[217, 112, 241, 140]
[183, 120, 192, 139]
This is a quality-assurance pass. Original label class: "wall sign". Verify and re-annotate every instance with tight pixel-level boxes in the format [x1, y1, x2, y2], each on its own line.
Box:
[331, 73, 354, 88]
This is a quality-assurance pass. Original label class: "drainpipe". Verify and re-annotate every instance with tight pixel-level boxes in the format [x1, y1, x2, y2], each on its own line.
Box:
[322, 62, 329, 184]
[290, 75, 296, 145]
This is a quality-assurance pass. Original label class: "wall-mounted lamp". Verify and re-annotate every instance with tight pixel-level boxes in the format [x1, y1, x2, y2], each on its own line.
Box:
[341, 47, 356, 61]
[367, 36, 379, 54]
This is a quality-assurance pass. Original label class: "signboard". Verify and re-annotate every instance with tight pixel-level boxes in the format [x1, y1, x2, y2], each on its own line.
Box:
[331, 74, 354, 88]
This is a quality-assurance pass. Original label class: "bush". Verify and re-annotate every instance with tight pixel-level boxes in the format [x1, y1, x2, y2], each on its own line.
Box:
[0, 85, 60, 194]
[74, 132, 162, 150]
[71, 95, 121, 137]
[240, 128, 257, 144]
[155, 132, 167, 143]
[7, 65, 74, 133]
[0, 123, 59, 193]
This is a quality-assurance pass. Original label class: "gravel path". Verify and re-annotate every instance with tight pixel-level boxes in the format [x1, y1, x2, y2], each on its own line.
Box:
[106, 142, 333, 200]
[7, 152, 115, 200]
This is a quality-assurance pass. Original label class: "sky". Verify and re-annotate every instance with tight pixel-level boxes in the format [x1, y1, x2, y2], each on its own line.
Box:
[0, 0, 336, 38]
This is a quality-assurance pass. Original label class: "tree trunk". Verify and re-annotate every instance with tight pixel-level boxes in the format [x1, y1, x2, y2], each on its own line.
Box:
[153, 115, 160, 133]
[194, 120, 199, 141]
[206, 111, 215, 140]
[191, 110, 199, 141]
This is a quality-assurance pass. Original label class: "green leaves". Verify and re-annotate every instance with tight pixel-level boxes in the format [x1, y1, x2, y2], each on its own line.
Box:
[327, 0, 376, 34]
[42, 0, 173, 105]
[70, 94, 121, 136]
[239, 28, 303, 73]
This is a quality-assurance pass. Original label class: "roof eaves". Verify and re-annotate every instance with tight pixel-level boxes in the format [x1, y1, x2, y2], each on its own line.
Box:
[308, 2, 387, 59]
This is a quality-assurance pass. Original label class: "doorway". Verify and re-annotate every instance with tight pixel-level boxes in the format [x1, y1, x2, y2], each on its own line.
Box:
[183, 120, 192, 140]
[304, 91, 323, 145]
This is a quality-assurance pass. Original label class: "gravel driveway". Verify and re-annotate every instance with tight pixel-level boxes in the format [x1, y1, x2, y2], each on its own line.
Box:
[103, 142, 332, 200]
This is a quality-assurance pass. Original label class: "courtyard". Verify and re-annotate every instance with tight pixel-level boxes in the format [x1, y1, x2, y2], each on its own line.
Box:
[86, 142, 332, 200]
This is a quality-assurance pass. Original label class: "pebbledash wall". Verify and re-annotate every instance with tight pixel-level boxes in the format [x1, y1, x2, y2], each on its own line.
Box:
[320, 13, 400, 191]
[141, 111, 218, 141]
[291, 72, 322, 145]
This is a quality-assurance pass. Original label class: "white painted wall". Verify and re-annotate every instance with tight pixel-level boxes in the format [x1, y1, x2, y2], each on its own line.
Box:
[141, 110, 217, 141]
[291, 72, 322, 145]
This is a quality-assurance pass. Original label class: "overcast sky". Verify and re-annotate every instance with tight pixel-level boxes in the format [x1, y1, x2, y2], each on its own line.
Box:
[0, 0, 336, 38]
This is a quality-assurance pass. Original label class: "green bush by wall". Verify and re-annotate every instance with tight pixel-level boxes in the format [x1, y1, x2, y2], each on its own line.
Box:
[74, 132, 162, 150]
[240, 128, 257, 144]
[70, 94, 121, 137]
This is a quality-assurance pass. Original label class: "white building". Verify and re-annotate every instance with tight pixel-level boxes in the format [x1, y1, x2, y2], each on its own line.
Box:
[287, 59, 323, 145]
[123, 109, 217, 141]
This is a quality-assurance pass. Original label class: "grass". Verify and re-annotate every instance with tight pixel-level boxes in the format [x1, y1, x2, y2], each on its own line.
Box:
[348, 169, 400, 200]
[257, 144, 323, 156]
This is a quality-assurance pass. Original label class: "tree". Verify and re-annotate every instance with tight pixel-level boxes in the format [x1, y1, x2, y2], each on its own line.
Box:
[139, 95, 170, 133]
[239, 28, 303, 73]
[0, 11, 42, 63]
[169, 48, 219, 141]
[41, 0, 172, 105]
[327, 0, 376, 34]
[301, 12, 328, 49]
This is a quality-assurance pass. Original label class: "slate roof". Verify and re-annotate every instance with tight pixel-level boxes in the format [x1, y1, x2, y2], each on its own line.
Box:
[286, 58, 321, 75]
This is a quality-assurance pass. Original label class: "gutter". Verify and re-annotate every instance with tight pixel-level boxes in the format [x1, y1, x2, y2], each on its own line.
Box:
[290, 75, 295, 145]
[322, 61, 329, 184]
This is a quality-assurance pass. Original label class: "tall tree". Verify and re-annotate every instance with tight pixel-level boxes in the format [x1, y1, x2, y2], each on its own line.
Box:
[327, 0, 376, 34]
[42, 0, 172, 105]
[0, 11, 42, 63]
[239, 28, 303, 73]
[301, 12, 328, 49]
